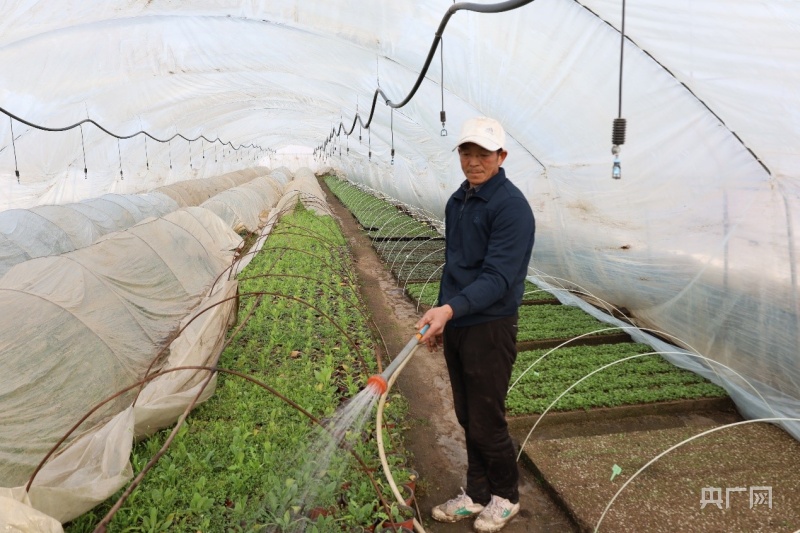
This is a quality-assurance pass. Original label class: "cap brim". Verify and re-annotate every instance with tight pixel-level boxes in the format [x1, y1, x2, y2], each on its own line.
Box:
[452, 135, 503, 151]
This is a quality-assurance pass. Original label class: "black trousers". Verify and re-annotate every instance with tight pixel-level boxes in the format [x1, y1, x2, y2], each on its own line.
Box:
[443, 314, 520, 505]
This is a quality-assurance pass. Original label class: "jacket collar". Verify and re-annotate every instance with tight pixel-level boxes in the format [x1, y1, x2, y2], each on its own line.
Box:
[453, 167, 508, 202]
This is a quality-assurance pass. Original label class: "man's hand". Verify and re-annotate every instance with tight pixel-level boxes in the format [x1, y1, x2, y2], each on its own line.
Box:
[415, 304, 453, 351]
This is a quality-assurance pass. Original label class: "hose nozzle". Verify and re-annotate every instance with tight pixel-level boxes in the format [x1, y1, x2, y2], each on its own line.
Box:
[366, 325, 429, 396]
[367, 374, 388, 395]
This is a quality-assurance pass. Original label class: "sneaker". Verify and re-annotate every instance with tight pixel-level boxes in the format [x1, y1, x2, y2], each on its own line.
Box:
[473, 495, 520, 532]
[431, 488, 485, 523]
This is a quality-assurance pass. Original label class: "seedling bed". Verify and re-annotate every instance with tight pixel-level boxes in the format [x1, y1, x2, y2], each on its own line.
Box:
[368, 228, 441, 240]
[391, 261, 444, 283]
[377, 246, 446, 265]
[404, 280, 561, 310]
[65, 204, 417, 532]
[379, 249, 444, 265]
[375, 238, 445, 255]
[507, 343, 728, 415]
[324, 177, 440, 242]
[516, 304, 630, 345]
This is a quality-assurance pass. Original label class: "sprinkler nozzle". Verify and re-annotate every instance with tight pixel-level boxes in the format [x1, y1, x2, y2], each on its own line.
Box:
[367, 375, 388, 395]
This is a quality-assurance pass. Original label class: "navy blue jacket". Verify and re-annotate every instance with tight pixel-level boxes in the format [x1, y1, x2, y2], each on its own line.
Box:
[439, 168, 535, 327]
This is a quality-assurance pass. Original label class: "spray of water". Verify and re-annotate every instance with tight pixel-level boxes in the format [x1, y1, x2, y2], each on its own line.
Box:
[263, 382, 384, 532]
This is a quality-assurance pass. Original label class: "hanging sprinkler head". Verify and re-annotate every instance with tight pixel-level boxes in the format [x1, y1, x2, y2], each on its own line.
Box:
[366, 325, 429, 396]
[611, 117, 626, 180]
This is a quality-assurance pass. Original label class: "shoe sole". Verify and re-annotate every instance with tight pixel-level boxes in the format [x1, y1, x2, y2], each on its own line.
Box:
[473, 507, 520, 532]
[431, 509, 482, 523]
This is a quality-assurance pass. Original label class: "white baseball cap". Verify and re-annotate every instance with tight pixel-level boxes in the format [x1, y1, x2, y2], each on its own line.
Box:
[454, 116, 506, 151]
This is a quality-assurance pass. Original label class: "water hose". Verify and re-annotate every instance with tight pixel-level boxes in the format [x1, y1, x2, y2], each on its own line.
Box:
[370, 325, 429, 533]
[367, 325, 428, 395]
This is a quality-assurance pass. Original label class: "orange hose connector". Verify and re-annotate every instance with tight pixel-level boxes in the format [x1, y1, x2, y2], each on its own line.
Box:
[367, 374, 388, 395]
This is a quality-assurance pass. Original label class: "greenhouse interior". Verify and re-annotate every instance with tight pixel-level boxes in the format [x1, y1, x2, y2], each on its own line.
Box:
[1, 1, 799, 532]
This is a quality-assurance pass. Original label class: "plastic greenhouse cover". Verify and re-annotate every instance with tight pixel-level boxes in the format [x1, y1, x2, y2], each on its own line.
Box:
[153, 168, 270, 207]
[0, 207, 241, 487]
[0, 0, 797, 449]
[279, 167, 332, 217]
[200, 172, 284, 232]
[0, 191, 178, 277]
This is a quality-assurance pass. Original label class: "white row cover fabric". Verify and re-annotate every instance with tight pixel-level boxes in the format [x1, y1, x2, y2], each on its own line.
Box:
[0, 280, 238, 530]
[0, 192, 178, 277]
[153, 167, 270, 208]
[269, 166, 294, 187]
[277, 167, 332, 217]
[0, 208, 241, 488]
[200, 173, 283, 233]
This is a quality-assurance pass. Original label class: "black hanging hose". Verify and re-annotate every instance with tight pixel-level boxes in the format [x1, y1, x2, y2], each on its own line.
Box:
[336, 0, 538, 137]
[611, 0, 627, 179]
[0, 104, 264, 153]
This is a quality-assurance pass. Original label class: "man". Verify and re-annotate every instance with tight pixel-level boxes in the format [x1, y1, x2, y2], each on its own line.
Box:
[415, 116, 535, 532]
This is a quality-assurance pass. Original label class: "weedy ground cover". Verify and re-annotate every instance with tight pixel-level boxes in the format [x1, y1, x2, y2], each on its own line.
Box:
[507, 343, 727, 415]
[65, 204, 415, 532]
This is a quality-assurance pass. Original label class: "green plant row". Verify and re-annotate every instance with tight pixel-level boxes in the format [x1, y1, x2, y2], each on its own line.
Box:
[391, 261, 444, 284]
[405, 280, 556, 308]
[517, 304, 626, 341]
[378, 247, 446, 267]
[375, 238, 445, 258]
[325, 176, 439, 240]
[375, 240, 445, 266]
[66, 204, 415, 533]
[507, 343, 727, 415]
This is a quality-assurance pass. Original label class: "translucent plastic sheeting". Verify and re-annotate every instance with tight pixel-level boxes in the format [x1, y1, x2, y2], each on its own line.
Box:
[200, 173, 283, 233]
[0, 280, 238, 528]
[0, 0, 798, 440]
[153, 167, 270, 208]
[269, 166, 294, 187]
[0, 192, 178, 277]
[278, 167, 332, 217]
[0, 209, 241, 488]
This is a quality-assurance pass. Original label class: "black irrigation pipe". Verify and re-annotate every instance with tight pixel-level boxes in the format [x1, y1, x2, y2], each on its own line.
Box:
[322, 0, 537, 148]
[0, 104, 265, 151]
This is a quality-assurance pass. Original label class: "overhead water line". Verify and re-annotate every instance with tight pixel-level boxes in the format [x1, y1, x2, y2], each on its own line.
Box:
[0, 105, 264, 150]
[610, 0, 627, 179]
[334, 0, 539, 138]
[9, 116, 19, 182]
